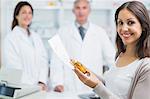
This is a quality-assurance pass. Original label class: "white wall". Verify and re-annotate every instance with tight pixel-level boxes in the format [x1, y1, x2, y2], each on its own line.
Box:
[0, 0, 1, 68]
[1, 0, 150, 65]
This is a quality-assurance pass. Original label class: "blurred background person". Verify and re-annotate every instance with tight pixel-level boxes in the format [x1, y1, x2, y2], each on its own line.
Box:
[3, 1, 49, 91]
[50, 0, 115, 92]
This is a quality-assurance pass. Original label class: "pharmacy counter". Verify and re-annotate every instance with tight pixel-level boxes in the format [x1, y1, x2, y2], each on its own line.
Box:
[20, 91, 81, 99]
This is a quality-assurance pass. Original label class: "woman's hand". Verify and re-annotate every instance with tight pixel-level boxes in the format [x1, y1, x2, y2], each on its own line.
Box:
[54, 85, 64, 92]
[74, 68, 101, 88]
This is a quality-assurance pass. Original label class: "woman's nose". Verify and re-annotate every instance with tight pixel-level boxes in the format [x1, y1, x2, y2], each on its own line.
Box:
[121, 24, 128, 31]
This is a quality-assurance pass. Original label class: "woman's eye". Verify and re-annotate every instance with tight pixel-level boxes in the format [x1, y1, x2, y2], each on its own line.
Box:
[117, 21, 123, 25]
[29, 11, 32, 15]
[21, 11, 26, 14]
[128, 21, 135, 25]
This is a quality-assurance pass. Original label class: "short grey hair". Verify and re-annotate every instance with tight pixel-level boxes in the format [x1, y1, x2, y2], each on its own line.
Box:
[73, 0, 91, 8]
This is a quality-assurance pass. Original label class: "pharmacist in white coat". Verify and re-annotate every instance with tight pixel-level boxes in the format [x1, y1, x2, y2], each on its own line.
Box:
[50, 0, 116, 92]
[3, 1, 49, 91]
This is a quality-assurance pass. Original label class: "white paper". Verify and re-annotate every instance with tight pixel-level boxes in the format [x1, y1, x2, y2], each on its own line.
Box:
[48, 34, 73, 69]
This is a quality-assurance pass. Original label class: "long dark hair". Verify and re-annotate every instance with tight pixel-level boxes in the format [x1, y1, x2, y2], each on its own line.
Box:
[115, 1, 150, 59]
[11, 1, 33, 35]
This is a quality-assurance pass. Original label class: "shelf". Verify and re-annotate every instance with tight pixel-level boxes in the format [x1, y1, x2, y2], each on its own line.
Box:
[3, 0, 150, 44]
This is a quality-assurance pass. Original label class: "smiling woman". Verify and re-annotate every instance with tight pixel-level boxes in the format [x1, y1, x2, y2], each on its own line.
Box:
[115, 1, 150, 58]
[73, 1, 150, 99]
[116, 9, 142, 46]
[3, 1, 49, 91]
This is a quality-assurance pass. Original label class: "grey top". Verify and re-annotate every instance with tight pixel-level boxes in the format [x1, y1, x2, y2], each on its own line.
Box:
[93, 58, 150, 99]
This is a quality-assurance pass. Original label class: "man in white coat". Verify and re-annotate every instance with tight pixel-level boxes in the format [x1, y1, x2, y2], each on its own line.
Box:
[50, 0, 116, 92]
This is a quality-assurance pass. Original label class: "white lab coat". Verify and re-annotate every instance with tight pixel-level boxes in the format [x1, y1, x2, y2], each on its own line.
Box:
[50, 22, 116, 92]
[3, 26, 49, 85]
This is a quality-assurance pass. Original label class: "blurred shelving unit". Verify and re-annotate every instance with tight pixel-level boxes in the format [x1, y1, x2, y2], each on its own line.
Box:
[2, 0, 118, 40]
[1, 0, 150, 53]
[2, 0, 150, 39]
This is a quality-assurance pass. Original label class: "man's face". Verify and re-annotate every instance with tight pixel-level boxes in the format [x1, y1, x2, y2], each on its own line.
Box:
[73, 1, 90, 24]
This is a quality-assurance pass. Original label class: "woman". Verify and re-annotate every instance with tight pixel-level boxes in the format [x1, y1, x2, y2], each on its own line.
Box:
[73, 1, 150, 99]
[3, 1, 49, 91]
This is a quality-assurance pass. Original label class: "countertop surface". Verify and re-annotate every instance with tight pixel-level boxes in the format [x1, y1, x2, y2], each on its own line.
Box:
[20, 91, 90, 99]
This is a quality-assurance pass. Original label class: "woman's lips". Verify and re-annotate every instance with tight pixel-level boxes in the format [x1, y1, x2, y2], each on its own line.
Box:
[121, 33, 133, 39]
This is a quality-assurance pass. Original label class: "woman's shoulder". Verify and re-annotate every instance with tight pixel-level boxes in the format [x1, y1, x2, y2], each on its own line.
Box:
[5, 29, 18, 40]
[141, 57, 150, 65]
[139, 57, 150, 71]
[7, 26, 24, 37]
